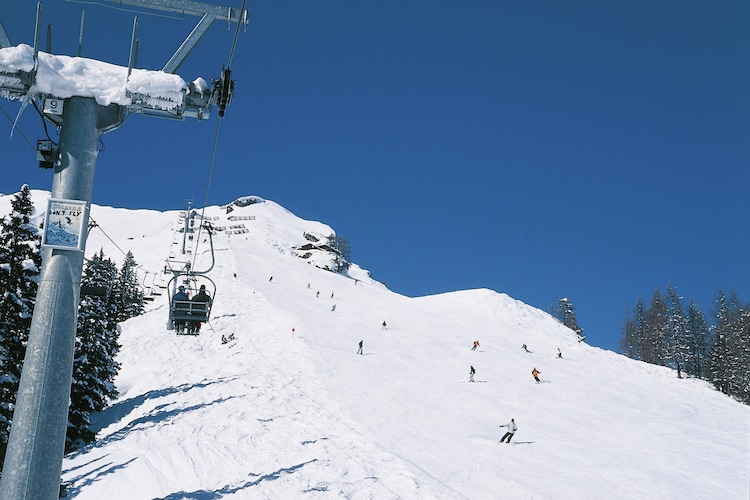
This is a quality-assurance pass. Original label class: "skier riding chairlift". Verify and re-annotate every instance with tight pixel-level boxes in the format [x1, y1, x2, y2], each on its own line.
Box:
[168, 276, 215, 335]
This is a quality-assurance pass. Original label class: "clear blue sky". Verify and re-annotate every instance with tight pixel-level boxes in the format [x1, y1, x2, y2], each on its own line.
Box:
[2, 1, 749, 352]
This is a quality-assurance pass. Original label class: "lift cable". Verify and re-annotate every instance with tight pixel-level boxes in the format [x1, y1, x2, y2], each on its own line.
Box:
[0, 103, 36, 151]
[88, 216, 156, 277]
[63, 0, 187, 21]
[225, 0, 247, 69]
[190, 116, 221, 272]
[190, 0, 246, 271]
[87, 217, 129, 257]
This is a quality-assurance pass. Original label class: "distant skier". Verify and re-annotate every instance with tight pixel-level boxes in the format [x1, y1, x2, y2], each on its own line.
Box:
[357, 340, 363, 355]
[522, 344, 529, 353]
[472, 340, 480, 351]
[499, 418, 517, 443]
[331, 291, 335, 298]
[557, 348, 563, 359]
[316, 290, 320, 298]
[382, 321, 387, 330]
[269, 276, 273, 282]
[331, 304, 336, 312]
[532, 368, 541, 383]
[469, 365, 476, 382]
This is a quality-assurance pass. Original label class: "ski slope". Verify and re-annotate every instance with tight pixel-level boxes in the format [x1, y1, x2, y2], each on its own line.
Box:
[4, 191, 749, 499]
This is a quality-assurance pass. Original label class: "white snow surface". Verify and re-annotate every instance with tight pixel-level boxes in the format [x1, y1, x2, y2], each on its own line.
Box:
[0, 44, 185, 107]
[1, 190, 748, 499]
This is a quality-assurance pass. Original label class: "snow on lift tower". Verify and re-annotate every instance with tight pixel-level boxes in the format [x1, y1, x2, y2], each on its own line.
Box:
[0, 2, 247, 500]
[108, 0, 248, 121]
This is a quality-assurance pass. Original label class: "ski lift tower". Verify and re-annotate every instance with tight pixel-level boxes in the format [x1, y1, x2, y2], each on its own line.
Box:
[0, 2, 247, 499]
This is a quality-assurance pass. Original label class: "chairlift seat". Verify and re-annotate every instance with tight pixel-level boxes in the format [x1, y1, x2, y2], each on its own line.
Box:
[166, 260, 216, 332]
[171, 299, 210, 322]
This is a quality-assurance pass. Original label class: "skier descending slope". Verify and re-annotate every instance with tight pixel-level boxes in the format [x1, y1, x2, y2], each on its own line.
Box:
[499, 419, 517, 443]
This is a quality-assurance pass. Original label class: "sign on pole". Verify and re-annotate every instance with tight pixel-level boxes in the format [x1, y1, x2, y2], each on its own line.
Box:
[41, 198, 87, 251]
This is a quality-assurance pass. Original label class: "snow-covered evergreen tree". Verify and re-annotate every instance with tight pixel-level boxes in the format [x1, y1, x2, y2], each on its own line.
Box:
[634, 298, 648, 362]
[620, 308, 640, 359]
[734, 307, 750, 404]
[328, 235, 351, 273]
[707, 290, 749, 403]
[552, 297, 584, 338]
[112, 251, 144, 322]
[620, 298, 648, 360]
[66, 250, 120, 452]
[708, 290, 733, 397]
[623, 286, 747, 405]
[684, 300, 710, 379]
[666, 285, 687, 377]
[0, 185, 41, 472]
[644, 290, 669, 366]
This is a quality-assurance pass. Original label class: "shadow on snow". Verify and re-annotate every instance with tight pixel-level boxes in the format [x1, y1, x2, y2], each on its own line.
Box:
[152, 459, 320, 499]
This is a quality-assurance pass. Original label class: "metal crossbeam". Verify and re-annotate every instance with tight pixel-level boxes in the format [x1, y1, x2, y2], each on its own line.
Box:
[97, 0, 248, 73]
[100, 0, 245, 22]
[0, 19, 10, 48]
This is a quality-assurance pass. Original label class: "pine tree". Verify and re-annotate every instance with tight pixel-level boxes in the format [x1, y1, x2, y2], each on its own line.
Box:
[66, 250, 120, 452]
[622, 287, 748, 405]
[722, 291, 749, 404]
[634, 298, 649, 362]
[708, 291, 731, 396]
[0, 185, 41, 472]
[645, 290, 669, 366]
[112, 251, 144, 322]
[735, 308, 750, 404]
[684, 300, 710, 379]
[621, 298, 650, 361]
[552, 297, 584, 338]
[707, 290, 747, 401]
[328, 234, 351, 273]
[620, 308, 639, 359]
[666, 285, 687, 377]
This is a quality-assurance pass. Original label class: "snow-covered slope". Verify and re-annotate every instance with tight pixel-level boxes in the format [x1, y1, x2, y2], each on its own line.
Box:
[2, 191, 748, 499]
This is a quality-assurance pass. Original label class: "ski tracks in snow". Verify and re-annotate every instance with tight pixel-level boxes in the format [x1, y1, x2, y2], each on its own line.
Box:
[239, 330, 466, 499]
[206, 268, 464, 498]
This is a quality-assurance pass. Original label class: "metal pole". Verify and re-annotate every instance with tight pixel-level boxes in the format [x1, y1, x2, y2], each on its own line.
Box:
[0, 97, 100, 500]
[77, 11, 85, 57]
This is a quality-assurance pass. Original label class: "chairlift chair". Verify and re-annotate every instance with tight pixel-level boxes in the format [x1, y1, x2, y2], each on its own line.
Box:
[166, 214, 217, 334]
[167, 274, 216, 335]
[139, 283, 155, 302]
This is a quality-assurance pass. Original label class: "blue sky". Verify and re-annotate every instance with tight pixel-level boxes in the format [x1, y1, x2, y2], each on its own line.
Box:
[2, 1, 748, 352]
